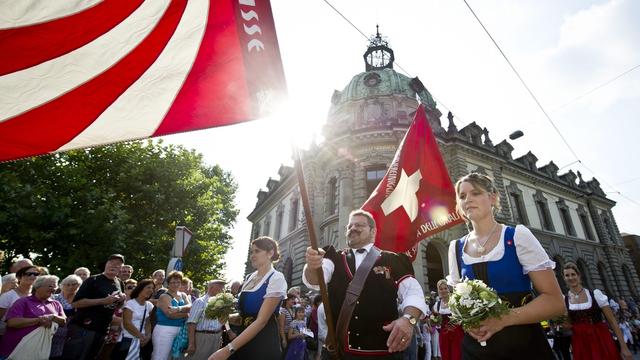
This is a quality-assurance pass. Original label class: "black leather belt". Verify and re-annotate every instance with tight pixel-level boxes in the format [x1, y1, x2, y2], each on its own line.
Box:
[196, 329, 222, 334]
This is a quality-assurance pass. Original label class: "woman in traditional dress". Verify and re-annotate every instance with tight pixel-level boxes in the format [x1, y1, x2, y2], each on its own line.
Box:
[432, 279, 463, 360]
[563, 262, 632, 359]
[209, 236, 287, 360]
[447, 172, 565, 359]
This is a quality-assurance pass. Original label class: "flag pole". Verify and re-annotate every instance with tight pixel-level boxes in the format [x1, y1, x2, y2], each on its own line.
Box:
[293, 146, 339, 359]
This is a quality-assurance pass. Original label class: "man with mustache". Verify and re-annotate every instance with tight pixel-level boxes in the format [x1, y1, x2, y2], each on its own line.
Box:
[304, 209, 427, 359]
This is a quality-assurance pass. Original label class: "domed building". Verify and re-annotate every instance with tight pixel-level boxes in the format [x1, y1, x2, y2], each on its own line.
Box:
[246, 30, 640, 298]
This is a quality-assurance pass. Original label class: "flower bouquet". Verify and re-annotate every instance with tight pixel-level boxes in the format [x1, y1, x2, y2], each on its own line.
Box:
[205, 292, 236, 322]
[429, 314, 442, 327]
[448, 279, 509, 346]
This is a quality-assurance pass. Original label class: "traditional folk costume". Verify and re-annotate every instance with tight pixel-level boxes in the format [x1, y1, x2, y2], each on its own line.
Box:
[303, 243, 428, 360]
[235, 268, 287, 360]
[449, 225, 555, 360]
[433, 300, 463, 360]
[565, 288, 619, 360]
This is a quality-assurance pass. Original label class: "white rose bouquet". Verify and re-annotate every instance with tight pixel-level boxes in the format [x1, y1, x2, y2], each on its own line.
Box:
[205, 292, 236, 322]
[448, 278, 509, 346]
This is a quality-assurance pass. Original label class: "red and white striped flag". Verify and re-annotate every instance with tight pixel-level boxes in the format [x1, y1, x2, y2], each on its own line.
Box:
[0, 0, 287, 162]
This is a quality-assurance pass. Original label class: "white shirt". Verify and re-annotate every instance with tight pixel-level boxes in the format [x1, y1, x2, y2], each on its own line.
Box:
[317, 303, 327, 342]
[242, 267, 287, 299]
[567, 289, 609, 310]
[122, 299, 154, 338]
[0, 289, 22, 321]
[302, 243, 428, 316]
[447, 225, 555, 285]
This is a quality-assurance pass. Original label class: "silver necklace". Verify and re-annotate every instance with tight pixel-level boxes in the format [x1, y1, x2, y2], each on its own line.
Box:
[569, 287, 584, 302]
[472, 222, 499, 254]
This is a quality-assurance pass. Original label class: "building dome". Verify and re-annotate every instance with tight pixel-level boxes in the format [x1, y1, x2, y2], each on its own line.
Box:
[331, 68, 418, 105]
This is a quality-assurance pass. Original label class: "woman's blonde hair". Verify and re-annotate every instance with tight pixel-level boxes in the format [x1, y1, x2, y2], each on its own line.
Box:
[454, 172, 501, 220]
[436, 279, 449, 289]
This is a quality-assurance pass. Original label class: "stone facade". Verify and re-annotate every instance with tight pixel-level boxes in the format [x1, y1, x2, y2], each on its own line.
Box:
[245, 35, 640, 299]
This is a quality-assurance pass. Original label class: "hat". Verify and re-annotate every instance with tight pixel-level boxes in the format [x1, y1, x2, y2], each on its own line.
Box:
[209, 279, 226, 285]
[107, 254, 125, 263]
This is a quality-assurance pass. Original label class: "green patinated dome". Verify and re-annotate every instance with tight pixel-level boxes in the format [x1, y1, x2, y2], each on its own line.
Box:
[331, 68, 436, 108]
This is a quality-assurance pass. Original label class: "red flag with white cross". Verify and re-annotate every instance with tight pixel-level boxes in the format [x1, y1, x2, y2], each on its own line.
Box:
[361, 104, 463, 260]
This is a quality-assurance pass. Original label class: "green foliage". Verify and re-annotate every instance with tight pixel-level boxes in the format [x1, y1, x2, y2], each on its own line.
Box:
[0, 140, 238, 285]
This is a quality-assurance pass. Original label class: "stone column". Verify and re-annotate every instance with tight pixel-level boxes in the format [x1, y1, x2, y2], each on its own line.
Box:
[337, 163, 354, 249]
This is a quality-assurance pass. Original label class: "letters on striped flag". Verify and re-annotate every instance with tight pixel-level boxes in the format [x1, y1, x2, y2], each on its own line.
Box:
[0, 0, 287, 162]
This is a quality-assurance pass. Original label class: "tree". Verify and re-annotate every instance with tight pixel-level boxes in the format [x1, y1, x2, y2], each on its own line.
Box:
[0, 140, 238, 286]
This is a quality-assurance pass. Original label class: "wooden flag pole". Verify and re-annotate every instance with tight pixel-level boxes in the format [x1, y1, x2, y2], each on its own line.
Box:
[293, 147, 339, 359]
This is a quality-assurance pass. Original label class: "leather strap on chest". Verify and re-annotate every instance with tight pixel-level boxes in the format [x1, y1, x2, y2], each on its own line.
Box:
[336, 246, 381, 355]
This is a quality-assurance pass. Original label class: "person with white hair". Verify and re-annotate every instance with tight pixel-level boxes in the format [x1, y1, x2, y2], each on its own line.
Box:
[185, 279, 226, 359]
[1, 273, 18, 295]
[50, 275, 82, 359]
[74, 267, 90, 282]
[0, 275, 66, 358]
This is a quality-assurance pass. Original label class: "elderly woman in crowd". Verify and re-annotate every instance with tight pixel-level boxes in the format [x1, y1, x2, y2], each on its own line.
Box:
[0, 274, 18, 295]
[73, 267, 90, 282]
[0, 266, 40, 336]
[0, 275, 66, 358]
[50, 274, 83, 359]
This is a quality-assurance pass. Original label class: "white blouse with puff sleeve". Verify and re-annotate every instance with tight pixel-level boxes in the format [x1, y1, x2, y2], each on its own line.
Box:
[447, 224, 555, 286]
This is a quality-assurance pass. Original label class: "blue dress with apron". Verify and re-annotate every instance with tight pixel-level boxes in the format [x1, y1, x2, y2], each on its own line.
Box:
[455, 226, 554, 360]
[235, 272, 282, 360]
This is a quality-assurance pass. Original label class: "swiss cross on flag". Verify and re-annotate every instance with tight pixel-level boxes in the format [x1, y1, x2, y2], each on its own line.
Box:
[361, 104, 463, 260]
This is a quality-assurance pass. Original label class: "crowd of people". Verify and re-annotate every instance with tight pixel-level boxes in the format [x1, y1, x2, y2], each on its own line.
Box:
[0, 171, 637, 360]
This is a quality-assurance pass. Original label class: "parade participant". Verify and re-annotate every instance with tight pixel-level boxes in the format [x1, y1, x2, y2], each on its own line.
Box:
[208, 236, 287, 360]
[185, 279, 226, 360]
[152, 270, 191, 360]
[62, 254, 126, 360]
[432, 280, 463, 360]
[304, 209, 428, 359]
[563, 262, 632, 359]
[279, 293, 297, 351]
[448, 172, 564, 359]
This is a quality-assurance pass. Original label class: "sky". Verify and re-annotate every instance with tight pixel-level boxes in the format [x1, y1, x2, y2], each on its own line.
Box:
[162, 0, 640, 282]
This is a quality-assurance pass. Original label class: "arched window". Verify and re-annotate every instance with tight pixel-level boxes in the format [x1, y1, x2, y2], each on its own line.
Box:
[597, 262, 615, 297]
[425, 242, 444, 293]
[283, 257, 293, 288]
[553, 255, 567, 293]
[576, 259, 593, 289]
[623, 265, 638, 298]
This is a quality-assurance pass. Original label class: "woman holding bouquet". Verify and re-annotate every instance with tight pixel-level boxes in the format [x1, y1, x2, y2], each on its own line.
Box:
[448, 172, 565, 359]
[433, 279, 463, 360]
[209, 236, 287, 360]
[563, 262, 632, 359]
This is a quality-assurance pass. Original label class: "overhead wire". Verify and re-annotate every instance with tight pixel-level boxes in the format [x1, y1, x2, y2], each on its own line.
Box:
[462, 0, 639, 207]
[321, 0, 467, 125]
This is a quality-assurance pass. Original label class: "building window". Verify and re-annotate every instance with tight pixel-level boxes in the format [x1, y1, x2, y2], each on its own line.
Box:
[275, 205, 284, 240]
[263, 215, 271, 237]
[289, 198, 299, 232]
[557, 200, 576, 236]
[579, 213, 594, 240]
[509, 193, 527, 225]
[535, 200, 554, 231]
[327, 177, 338, 215]
[506, 182, 529, 225]
[602, 214, 620, 245]
[366, 166, 387, 195]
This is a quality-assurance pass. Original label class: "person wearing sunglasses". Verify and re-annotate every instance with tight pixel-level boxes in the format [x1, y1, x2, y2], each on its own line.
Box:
[0, 265, 40, 336]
